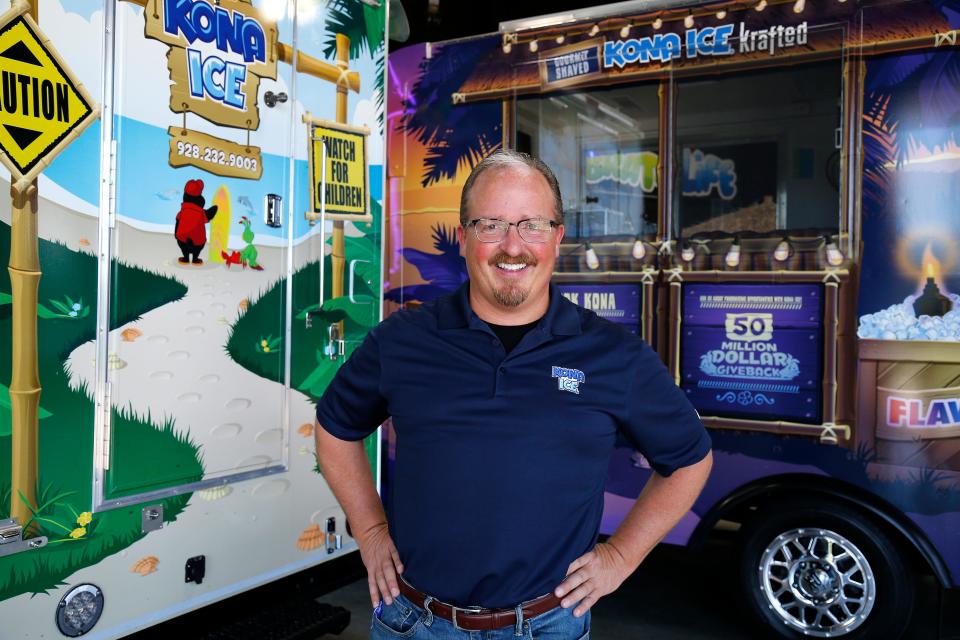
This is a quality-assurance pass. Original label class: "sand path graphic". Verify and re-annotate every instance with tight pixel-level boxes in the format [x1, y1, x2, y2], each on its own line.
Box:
[65, 220, 318, 479]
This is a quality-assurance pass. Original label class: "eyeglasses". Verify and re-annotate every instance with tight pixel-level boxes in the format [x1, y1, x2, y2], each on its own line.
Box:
[464, 217, 559, 243]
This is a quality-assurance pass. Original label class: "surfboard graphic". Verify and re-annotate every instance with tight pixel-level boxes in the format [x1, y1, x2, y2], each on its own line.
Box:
[208, 185, 232, 263]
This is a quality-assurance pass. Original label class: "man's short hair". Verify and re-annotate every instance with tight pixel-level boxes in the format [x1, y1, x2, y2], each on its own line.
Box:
[459, 149, 564, 226]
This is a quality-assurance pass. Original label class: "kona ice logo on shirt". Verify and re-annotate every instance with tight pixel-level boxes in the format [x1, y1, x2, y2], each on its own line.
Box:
[552, 366, 585, 395]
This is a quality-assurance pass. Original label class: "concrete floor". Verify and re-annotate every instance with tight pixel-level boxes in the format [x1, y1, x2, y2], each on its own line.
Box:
[320, 537, 960, 640]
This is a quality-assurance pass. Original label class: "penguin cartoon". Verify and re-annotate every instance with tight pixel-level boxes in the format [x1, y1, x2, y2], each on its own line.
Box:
[175, 179, 218, 265]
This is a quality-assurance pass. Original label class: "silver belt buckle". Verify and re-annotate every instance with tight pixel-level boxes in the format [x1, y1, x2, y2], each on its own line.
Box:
[450, 605, 484, 631]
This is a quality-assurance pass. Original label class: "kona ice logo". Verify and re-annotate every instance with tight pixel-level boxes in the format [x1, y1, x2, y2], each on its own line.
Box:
[552, 366, 585, 395]
[145, 0, 277, 129]
[603, 21, 809, 69]
[682, 149, 736, 200]
[585, 148, 736, 200]
[164, 0, 267, 109]
[585, 151, 658, 191]
[887, 396, 960, 429]
[603, 25, 734, 67]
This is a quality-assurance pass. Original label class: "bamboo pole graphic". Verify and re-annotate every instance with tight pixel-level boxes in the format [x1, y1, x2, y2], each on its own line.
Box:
[331, 33, 350, 304]
[8, 0, 40, 532]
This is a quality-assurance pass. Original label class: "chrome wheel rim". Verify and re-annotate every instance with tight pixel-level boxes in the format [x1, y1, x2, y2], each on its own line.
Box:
[758, 528, 876, 637]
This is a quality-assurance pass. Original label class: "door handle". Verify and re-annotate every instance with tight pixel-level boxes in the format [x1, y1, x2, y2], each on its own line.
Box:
[348, 260, 371, 303]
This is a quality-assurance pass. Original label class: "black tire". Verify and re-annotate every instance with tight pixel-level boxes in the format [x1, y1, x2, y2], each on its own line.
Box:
[738, 500, 915, 640]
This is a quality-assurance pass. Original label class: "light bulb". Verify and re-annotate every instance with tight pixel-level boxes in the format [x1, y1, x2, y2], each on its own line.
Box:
[632, 236, 646, 260]
[680, 242, 695, 262]
[589, 24, 600, 36]
[585, 243, 600, 270]
[529, 40, 538, 52]
[716, 9, 727, 18]
[556, 34, 565, 44]
[725, 238, 741, 268]
[793, 0, 805, 12]
[824, 236, 844, 266]
[773, 238, 791, 262]
[684, 13, 695, 28]
[502, 42, 512, 54]
[652, 17, 663, 29]
[620, 24, 630, 38]
[755, 0, 767, 10]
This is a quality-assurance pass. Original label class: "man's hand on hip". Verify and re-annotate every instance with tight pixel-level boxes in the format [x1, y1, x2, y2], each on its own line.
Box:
[554, 542, 630, 617]
[357, 522, 405, 607]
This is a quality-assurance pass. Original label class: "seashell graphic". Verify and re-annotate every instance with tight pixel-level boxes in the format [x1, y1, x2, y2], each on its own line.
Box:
[107, 353, 127, 370]
[130, 556, 159, 576]
[297, 524, 323, 551]
[238, 298, 249, 312]
[197, 485, 233, 501]
[297, 423, 314, 438]
[78, 238, 91, 247]
[121, 327, 143, 342]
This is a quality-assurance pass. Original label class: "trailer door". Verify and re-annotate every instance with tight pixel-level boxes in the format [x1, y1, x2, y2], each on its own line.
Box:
[91, 0, 297, 508]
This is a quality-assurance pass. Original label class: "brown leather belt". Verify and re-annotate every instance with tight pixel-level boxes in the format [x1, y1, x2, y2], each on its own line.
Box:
[397, 579, 562, 631]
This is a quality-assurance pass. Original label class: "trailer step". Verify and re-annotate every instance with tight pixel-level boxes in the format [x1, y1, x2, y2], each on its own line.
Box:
[202, 599, 351, 640]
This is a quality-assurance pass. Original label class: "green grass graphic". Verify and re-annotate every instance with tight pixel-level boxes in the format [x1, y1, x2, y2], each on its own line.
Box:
[0, 222, 201, 598]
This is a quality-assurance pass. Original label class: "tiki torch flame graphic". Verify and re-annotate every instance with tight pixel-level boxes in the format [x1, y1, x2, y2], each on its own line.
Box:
[921, 244, 945, 291]
[915, 245, 952, 317]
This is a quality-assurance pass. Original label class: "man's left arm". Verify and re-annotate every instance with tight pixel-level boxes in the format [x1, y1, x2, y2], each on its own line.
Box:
[555, 450, 713, 616]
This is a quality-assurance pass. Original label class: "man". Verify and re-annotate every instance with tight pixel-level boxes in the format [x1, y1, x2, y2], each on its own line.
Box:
[315, 150, 712, 639]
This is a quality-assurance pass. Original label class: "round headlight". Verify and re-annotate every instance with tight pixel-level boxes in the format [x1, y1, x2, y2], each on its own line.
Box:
[56, 584, 104, 637]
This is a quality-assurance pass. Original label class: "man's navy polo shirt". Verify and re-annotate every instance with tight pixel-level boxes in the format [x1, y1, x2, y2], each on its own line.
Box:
[316, 282, 710, 609]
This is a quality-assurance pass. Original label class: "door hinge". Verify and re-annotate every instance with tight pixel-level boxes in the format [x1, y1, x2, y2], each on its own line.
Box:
[102, 380, 112, 470]
[108, 139, 118, 228]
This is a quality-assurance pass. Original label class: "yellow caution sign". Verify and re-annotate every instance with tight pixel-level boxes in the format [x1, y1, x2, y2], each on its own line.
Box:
[305, 115, 371, 222]
[0, 6, 97, 183]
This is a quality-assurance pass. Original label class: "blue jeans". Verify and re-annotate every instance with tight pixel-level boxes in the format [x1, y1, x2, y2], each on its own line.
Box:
[369, 593, 590, 640]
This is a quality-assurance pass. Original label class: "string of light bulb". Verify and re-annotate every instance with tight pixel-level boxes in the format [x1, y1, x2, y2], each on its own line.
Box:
[500, 1, 816, 55]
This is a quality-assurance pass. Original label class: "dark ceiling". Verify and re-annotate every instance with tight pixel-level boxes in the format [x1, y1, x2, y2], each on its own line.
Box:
[390, 0, 601, 47]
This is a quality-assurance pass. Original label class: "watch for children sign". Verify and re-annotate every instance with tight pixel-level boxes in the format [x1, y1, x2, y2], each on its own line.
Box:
[307, 117, 370, 221]
[0, 4, 97, 183]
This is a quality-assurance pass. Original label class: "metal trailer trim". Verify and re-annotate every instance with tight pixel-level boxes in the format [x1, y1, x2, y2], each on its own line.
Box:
[96, 464, 288, 511]
[91, 0, 117, 513]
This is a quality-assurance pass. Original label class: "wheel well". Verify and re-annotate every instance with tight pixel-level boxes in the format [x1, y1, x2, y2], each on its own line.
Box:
[689, 473, 953, 588]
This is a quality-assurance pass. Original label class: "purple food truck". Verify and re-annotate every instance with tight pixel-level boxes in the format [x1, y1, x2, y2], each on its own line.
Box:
[384, 0, 960, 637]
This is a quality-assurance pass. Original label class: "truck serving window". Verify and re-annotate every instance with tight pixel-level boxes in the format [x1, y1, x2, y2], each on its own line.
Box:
[516, 82, 660, 250]
[674, 61, 842, 239]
